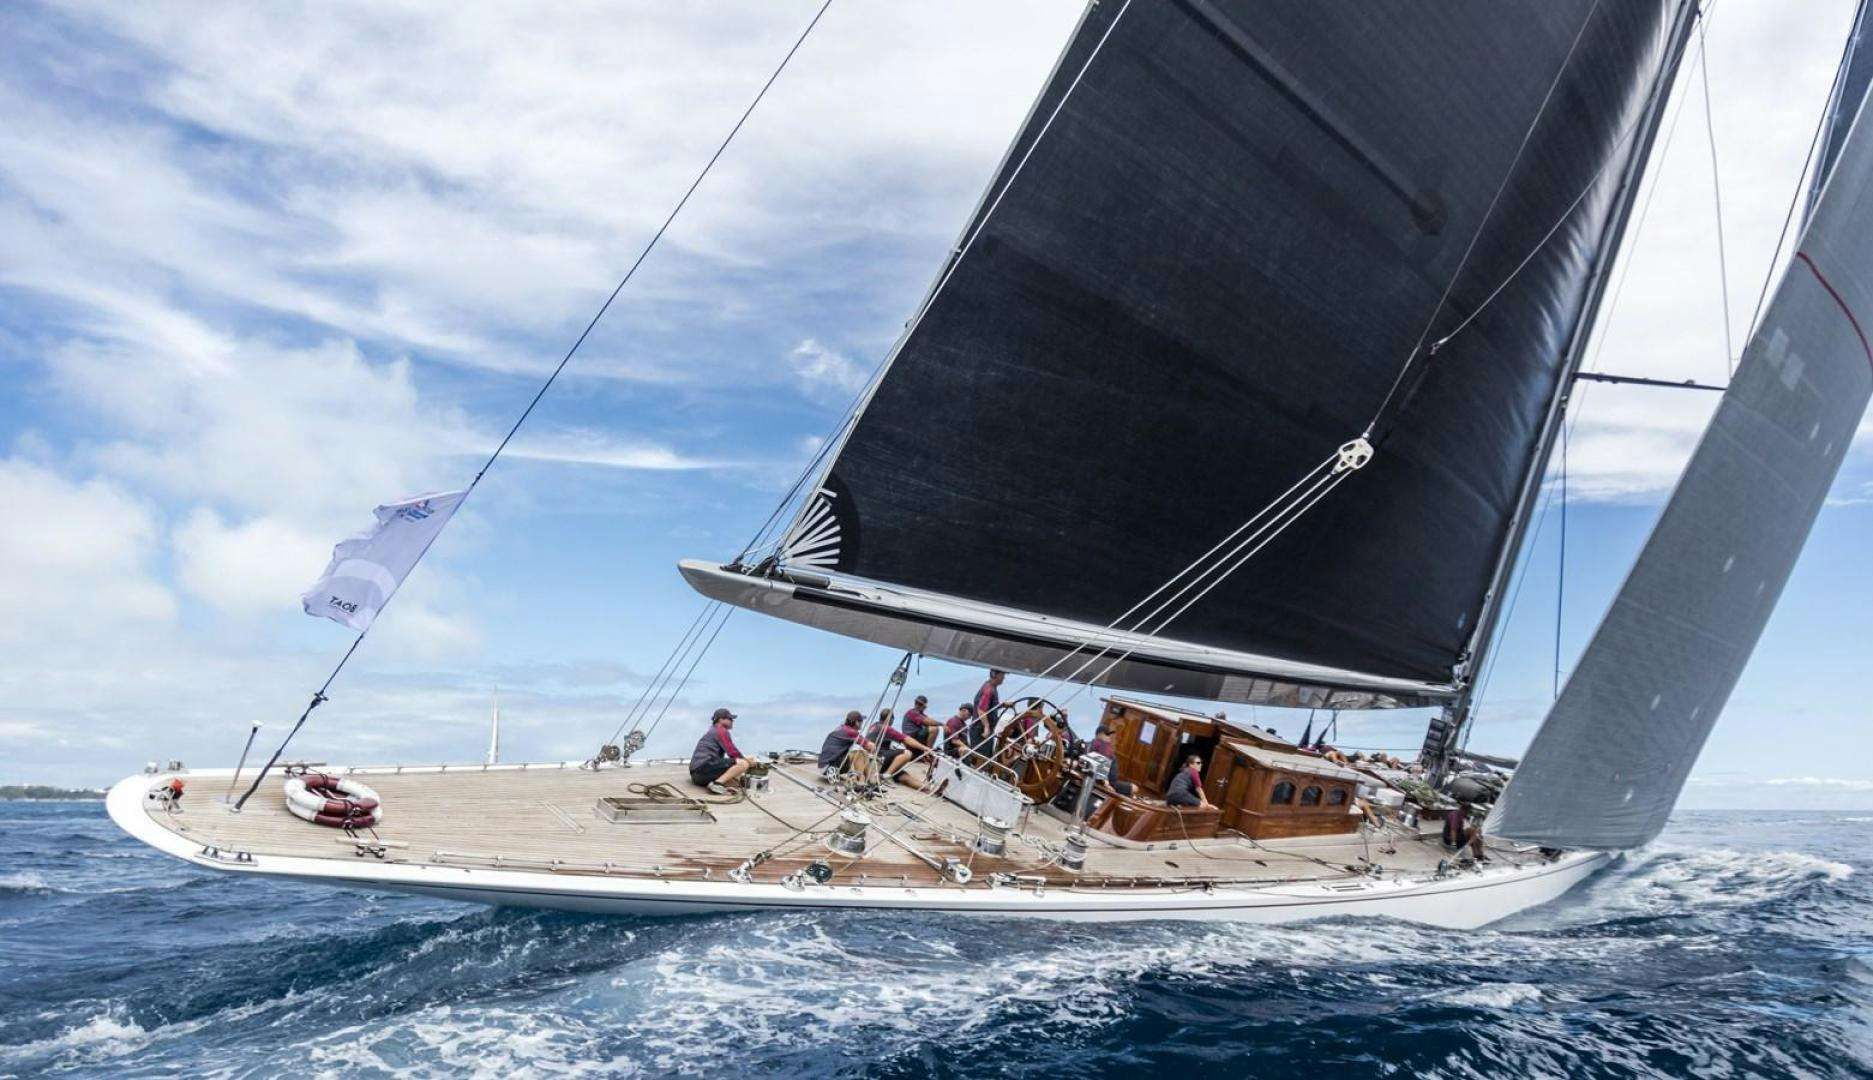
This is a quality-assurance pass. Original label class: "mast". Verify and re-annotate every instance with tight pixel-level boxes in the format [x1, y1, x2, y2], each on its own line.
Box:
[1428, 0, 1702, 777]
[487, 690, 501, 766]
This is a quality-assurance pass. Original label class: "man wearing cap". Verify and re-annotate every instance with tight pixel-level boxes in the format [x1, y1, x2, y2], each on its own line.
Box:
[942, 703, 976, 758]
[690, 708, 755, 794]
[902, 695, 937, 747]
[818, 710, 868, 774]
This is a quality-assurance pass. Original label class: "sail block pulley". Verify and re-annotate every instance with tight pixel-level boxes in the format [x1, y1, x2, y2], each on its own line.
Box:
[1334, 437, 1375, 473]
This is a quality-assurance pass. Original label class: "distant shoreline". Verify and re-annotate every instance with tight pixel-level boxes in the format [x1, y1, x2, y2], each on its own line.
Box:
[0, 785, 107, 801]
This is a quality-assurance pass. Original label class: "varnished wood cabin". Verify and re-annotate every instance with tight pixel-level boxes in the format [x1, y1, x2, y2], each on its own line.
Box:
[1087, 697, 1364, 842]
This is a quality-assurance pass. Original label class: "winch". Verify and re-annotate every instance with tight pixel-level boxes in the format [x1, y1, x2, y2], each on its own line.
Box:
[827, 808, 871, 856]
[973, 815, 1011, 857]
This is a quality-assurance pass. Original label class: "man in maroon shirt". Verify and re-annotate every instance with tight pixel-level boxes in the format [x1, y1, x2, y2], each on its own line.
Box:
[689, 708, 755, 793]
[1088, 722, 1133, 797]
[867, 707, 933, 786]
[974, 670, 1004, 724]
[942, 703, 976, 758]
[902, 695, 937, 747]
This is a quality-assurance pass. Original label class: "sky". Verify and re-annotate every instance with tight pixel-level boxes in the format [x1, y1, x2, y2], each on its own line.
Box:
[1, 0, 1870, 810]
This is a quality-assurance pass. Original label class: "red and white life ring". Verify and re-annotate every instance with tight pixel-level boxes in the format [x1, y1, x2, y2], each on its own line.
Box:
[283, 772, 384, 828]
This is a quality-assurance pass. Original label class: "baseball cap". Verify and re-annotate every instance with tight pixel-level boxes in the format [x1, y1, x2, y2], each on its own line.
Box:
[711, 707, 737, 722]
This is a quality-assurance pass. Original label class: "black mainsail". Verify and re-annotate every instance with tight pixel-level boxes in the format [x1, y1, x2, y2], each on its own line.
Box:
[1490, 53, 1873, 850]
[688, 2, 1697, 706]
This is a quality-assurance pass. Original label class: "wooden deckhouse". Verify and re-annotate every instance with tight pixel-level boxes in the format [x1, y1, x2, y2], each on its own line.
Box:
[1089, 697, 1364, 841]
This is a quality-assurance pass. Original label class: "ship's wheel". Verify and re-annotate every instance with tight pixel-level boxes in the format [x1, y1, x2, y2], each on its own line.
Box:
[984, 697, 1072, 804]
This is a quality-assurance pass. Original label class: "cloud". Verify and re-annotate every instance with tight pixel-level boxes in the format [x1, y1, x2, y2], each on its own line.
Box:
[1, 1, 1080, 389]
[171, 510, 329, 617]
[499, 429, 727, 472]
[0, 461, 176, 645]
[1763, 776, 1873, 790]
[1825, 481, 1873, 508]
[788, 338, 869, 401]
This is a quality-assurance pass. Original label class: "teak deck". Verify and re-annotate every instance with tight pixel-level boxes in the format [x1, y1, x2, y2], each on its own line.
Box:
[145, 759, 1534, 891]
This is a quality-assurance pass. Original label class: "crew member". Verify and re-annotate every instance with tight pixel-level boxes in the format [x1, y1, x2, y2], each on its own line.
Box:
[689, 708, 755, 794]
[903, 695, 937, 746]
[818, 710, 867, 773]
[942, 703, 976, 758]
[867, 707, 932, 785]
[1442, 799, 1489, 862]
[1164, 753, 1211, 809]
[974, 670, 1004, 726]
[1087, 723, 1133, 797]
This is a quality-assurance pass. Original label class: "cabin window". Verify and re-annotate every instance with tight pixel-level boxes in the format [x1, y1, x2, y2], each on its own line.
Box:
[1136, 722, 1155, 747]
[1270, 781, 1295, 805]
[1328, 788, 1348, 806]
[1300, 786, 1323, 806]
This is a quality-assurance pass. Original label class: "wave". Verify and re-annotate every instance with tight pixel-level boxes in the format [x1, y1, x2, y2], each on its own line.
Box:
[1532, 847, 1852, 931]
[0, 871, 51, 893]
[0, 1010, 149, 1069]
[4, 806, 1868, 1077]
[1434, 982, 1542, 1009]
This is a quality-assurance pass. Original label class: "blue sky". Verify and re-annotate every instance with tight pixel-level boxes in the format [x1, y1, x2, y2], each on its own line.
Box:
[2, 1, 1870, 810]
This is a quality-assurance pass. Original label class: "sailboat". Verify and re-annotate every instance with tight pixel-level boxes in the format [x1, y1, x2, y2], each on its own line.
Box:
[110, 1, 1873, 928]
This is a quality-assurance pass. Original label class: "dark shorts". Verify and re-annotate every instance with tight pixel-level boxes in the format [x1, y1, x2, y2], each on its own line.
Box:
[690, 760, 732, 787]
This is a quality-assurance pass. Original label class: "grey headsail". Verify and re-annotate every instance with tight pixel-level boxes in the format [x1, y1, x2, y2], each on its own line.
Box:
[688, 2, 1695, 707]
[1489, 87, 1873, 850]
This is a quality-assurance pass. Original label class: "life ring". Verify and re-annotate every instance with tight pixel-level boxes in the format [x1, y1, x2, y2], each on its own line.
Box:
[283, 772, 385, 828]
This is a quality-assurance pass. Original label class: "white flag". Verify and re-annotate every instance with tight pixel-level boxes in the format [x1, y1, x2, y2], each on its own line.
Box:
[301, 490, 466, 631]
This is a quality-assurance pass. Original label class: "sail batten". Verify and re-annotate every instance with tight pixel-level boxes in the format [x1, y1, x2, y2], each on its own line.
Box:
[1488, 81, 1873, 850]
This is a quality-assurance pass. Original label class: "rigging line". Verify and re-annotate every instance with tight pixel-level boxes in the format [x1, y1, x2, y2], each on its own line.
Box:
[995, 450, 1341, 706]
[1580, 35, 1703, 379]
[1744, 61, 1836, 342]
[894, 0, 1135, 353]
[235, 3, 832, 809]
[234, 634, 367, 809]
[1553, 416, 1568, 700]
[1059, 468, 1358, 709]
[1697, 16, 1735, 375]
[605, 600, 720, 747]
[636, 602, 733, 741]
[733, 408, 857, 566]
[640, 605, 737, 742]
[755, 0, 1139, 563]
[1468, 13, 1720, 736]
[1366, 0, 1604, 430]
[1428, 3, 1706, 377]
[993, 450, 1339, 705]
[1471, 480, 1558, 733]
[475, 0, 835, 491]
[1044, 466, 1349, 698]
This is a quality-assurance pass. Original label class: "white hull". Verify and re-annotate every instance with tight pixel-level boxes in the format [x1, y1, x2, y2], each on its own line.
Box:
[108, 772, 1609, 929]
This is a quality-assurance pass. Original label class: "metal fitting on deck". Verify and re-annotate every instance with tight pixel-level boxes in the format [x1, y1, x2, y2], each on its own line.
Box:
[827, 808, 872, 856]
[973, 816, 1011, 857]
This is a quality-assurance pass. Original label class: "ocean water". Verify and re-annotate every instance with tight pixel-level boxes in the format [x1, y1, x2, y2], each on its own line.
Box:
[1, 804, 1869, 1078]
